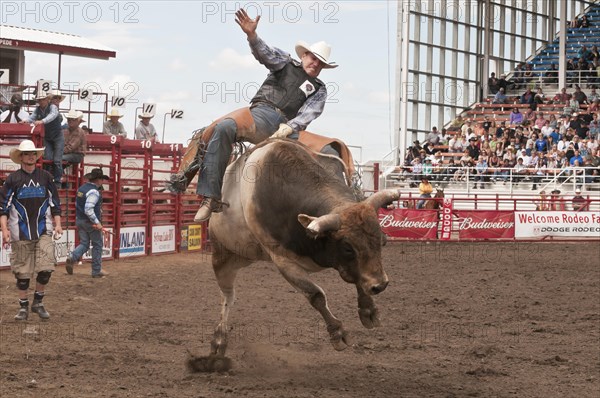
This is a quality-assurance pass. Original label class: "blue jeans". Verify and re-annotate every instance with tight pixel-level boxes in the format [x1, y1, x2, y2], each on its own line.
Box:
[197, 104, 286, 198]
[416, 194, 431, 209]
[71, 219, 103, 275]
[44, 130, 64, 183]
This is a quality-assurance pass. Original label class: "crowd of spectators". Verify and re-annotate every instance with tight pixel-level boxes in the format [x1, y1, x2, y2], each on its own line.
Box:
[403, 85, 600, 191]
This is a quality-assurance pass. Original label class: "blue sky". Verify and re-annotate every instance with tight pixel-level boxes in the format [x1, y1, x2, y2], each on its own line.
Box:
[5, 1, 398, 163]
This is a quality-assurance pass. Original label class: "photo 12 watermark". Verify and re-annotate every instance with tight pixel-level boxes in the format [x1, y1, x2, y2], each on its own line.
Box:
[1, 1, 140, 24]
[200, 1, 340, 24]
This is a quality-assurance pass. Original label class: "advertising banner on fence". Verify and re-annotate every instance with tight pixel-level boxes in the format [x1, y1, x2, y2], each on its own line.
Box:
[515, 211, 600, 238]
[152, 225, 176, 254]
[456, 211, 515, 239]
[180, 226, 189, 251]
[188, 225, 203, 251]
[379, 209, 439, 239]
[119, 226, 146, 257]
[440, 198, 453, 240]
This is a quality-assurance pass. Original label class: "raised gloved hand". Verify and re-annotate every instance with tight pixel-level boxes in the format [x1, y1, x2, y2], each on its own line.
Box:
[271, 123, 293, 139]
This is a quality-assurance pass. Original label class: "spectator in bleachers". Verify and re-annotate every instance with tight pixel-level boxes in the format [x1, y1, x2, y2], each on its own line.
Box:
[563, 97, 580, 116]
[571, 16, 581, 28]
[492, 88, 508, 105]
[488, 72, 499, 94]
[551, 87, 571, 104]
[513, 157, 528, 183]
[509, 107, 524, 126]
[495, 121, 506, 138]
[518, 148, 532, 165]
[440, 128, 450, 145]
[548, 113, 559, 130]
[572, 85, 588, 104]
[448, 132, 464, 153]
[541, 119, 553, 137]
[473, 156, 488, 189]
[570, 149, 584, 166]
[411, 157, 423, 184]
[591, 45, 599, 60]
[467, 137, 480, 159]
[103, 107, 127, 138]
[534, 88, 545, 107]
[482, 116, 492, 135]
[534, 112, 547, 129]
[550, 126, 561, 146]
[588, 86, 599, 103]
[520, 88, 535, 107]
[531, 157, 547, 190]
[22, 91, 64, 185]
[588, 113, 600, 139]
[535, 133, 548, 153]
[422, 158, 433, 180]
[62, 110, 87, 166]
[449, 114, 465, 130]
[582, 14, 591, 27]
[459, 149, 474, 169]
[444, 158, 458, 182]
[431, 152, 444, 181]
[594, 58, 600, 86]
[498, 74, 509, 93]
[545, 63, 558, 84]
[488, 151, 501, 172]
[0, 94, 29, 123]
[523, 63, 535, 86]
[578, 45, 592, 63]
[493, 158, 511, 184]
[571, 114, 588, 138]
[513, 62, 525, 89]
[461, 119, 473, 137]
[524, 105, 537, 125]
[426, 126, 440, 147]
[567, 58, 578, 83]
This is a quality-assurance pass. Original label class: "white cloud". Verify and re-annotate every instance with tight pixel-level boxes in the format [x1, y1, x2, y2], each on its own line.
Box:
[208, 48, 261, 71]
[169, 58, 187, 71]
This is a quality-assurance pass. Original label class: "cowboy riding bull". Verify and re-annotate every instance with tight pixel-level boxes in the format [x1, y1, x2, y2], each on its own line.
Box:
[187, 138, 399, 372]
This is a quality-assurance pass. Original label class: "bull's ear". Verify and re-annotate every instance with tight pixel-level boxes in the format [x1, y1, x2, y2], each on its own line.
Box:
[298, 214, 341, 239]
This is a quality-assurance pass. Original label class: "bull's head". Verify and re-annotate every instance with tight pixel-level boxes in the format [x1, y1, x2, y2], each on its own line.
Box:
[297, 189, 399, 295]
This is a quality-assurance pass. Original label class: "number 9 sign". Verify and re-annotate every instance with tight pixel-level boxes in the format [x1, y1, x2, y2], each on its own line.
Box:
[79, 89, 95, 102]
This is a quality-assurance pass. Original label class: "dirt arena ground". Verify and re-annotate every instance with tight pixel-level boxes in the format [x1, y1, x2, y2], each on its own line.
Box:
[0, 242, 598, 398]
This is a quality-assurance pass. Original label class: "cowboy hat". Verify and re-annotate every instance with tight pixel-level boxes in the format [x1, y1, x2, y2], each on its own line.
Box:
[10, 93, 23, 106]
[295, 41, 338, 68]
[9, 140, 45, 164]
[138, 112, 154, 119]
[107, 107, 123, 118]
[50, 89, 65, 102]
[575, 188, 581, 194]
[35, 91, 51, 101]
[84, 168, 110, 181]
[65, 109, 84, 120]
[551, 189, 561, 194]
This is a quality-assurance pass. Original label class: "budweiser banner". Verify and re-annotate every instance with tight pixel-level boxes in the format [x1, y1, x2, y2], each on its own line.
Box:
[379, 209, 439, 239]
[455, 211, 515, 239]
[515, 211, 600, 238]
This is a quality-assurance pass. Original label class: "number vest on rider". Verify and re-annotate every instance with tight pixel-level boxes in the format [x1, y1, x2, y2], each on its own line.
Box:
[75, 182, 102, 223]
[251, 60, 324, 120]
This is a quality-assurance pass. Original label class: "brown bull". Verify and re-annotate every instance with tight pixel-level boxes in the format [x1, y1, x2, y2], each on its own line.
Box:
[190, 139, 399, 372]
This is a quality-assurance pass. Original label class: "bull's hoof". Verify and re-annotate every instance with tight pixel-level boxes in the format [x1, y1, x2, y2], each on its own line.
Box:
[330, 329, 352, 351]
[359, 307, 381, 329]
[187, 354, 232, 373]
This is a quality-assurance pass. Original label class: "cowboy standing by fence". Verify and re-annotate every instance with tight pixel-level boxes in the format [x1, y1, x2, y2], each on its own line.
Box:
[65, 168, 110, 278]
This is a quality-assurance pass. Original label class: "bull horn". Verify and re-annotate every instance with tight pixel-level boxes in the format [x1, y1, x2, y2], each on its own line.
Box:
[298, 214, 341, 238]
[365, 189, 400, 210]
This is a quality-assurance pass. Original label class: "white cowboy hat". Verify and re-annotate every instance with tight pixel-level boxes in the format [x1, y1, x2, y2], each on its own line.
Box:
[50, 89, 65, 102]
[107, 107, 123, 118]
[35, 91, 51, 101]
[575, 188, 581, 194]
[65, 109, 84, 120]
[295, 41, 338, 68]
[138, 112, 154, 119]
[9, 140, 45, 164]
